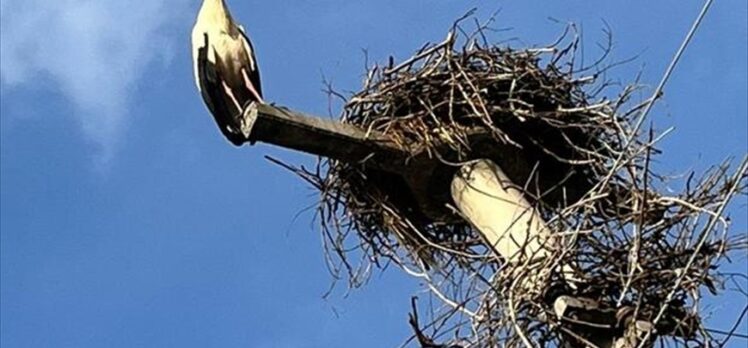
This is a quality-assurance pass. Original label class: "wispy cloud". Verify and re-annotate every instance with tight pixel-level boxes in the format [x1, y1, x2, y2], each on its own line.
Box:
[1, 0, 190, 163]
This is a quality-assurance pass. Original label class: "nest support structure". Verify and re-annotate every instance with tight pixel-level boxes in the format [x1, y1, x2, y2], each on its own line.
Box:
[286, 22, 748, 347]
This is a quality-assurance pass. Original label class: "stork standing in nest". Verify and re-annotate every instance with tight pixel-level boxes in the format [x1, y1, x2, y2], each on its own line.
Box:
[192, 0, 263, 145]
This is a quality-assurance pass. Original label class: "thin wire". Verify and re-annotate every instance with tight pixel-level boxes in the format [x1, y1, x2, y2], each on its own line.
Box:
[632, 3, 718, 346]
[717, 304, 748, 345]
[625, 0, 715, 151]
[709, 329, 748, 340]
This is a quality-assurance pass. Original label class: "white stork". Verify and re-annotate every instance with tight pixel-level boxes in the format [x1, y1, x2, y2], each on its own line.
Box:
[192, 0, 263, 146]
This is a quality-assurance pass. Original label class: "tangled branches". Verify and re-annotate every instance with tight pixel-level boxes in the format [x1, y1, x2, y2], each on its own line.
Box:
[286, 19, 747, 347]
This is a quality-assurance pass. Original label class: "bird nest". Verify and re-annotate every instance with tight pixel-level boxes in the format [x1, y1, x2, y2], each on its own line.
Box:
[283, 19, 747, 347]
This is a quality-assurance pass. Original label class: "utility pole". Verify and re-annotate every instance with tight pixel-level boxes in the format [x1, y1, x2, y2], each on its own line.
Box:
[234, 102, 694, 347]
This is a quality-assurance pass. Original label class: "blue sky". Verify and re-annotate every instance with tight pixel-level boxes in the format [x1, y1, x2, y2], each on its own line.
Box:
[1, 1, 746, 347]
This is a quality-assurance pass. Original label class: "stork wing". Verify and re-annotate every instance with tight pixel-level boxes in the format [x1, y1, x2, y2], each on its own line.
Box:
[195, 33, 245, 146]
[237, 25, 263, 98]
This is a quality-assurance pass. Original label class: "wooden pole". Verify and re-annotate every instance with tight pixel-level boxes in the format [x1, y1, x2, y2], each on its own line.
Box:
[238, 104, 662, 347]
[240, 103, 409, 172]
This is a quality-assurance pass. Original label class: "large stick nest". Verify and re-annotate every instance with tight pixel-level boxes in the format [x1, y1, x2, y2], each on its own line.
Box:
[285, 19, 747, 347]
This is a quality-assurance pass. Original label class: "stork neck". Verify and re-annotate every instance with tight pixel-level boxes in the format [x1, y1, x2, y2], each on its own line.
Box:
[199, 0, 233, 26]
[203, 0, 227, 8]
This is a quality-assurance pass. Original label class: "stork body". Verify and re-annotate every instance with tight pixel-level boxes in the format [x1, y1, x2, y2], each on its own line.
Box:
[192, 0, 262, 145]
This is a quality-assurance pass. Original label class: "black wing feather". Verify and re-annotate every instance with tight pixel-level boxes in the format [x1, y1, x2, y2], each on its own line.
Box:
[197, 33, 245, 146]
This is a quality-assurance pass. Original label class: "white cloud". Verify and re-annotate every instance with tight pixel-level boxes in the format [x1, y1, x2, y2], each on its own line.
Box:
[1, 0, 190, 162]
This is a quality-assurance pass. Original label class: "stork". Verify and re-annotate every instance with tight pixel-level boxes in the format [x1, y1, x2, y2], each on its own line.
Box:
[192, 0, 263, 146]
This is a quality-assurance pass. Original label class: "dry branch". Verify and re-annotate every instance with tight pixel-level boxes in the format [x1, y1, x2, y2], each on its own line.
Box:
[279, 18, 746, 348]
